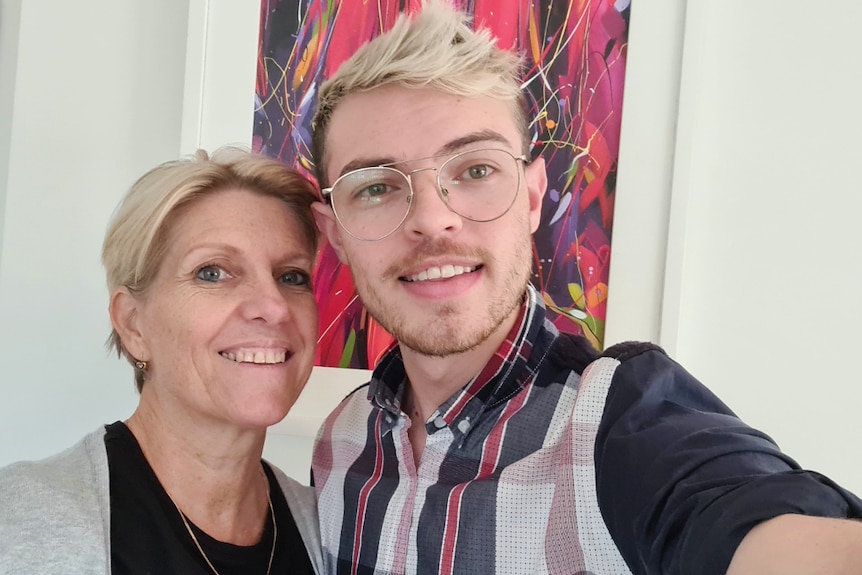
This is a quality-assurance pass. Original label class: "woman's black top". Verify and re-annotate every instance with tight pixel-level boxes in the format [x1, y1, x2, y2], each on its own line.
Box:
[106, 421, 315, 574]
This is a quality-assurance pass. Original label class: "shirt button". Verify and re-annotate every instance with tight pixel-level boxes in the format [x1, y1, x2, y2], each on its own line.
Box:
[433, 416, 447, 429]
[457, 420, 471, 433]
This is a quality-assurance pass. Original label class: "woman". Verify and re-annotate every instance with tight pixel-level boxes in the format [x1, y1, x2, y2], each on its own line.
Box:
[0, 148, 323, 574]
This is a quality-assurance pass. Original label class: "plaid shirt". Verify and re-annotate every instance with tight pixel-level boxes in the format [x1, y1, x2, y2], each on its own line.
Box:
[312, 286, 631, 574]
[312, 290, 862, 575]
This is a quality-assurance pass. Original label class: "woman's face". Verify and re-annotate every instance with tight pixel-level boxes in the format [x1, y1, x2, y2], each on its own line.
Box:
[131, 187, 318, 431]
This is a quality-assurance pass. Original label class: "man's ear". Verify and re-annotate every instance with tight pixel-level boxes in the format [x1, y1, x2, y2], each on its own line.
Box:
[109, 287, 149, 361]
[312, 200, 350, 265]
[524, 156, 548, 233]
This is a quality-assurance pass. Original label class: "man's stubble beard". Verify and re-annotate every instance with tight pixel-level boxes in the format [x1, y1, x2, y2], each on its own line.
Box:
[349, 224, 534, 358]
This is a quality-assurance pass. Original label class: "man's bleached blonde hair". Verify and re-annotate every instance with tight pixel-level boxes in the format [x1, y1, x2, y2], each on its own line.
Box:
[311, 0, 527, 187]
[102, 147, 319, 391]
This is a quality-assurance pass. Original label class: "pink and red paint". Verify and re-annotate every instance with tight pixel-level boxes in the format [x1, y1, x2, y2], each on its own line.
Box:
[254, 0, 631, 368]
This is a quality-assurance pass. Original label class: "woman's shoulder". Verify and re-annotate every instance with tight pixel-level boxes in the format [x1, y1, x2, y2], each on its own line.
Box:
[266, 461, 317, 517]
[266, 461, 324, 575]
[0, 428, 106, 491]
[0, 427, 111, 572]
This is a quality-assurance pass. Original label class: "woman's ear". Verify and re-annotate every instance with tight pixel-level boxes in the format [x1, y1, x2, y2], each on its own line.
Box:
[312, 200, 350, 265]
[109, 287, 149, 361]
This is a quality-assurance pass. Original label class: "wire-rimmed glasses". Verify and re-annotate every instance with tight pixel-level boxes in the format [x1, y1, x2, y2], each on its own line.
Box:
[321, 148, 528, 241]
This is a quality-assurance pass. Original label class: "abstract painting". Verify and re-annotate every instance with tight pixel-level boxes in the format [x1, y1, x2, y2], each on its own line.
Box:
[254, 0, 631, 368]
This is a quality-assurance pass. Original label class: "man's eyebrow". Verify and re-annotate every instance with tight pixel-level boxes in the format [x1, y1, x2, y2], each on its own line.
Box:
[438, 129, 512, 154]
[334, 129, 513, 177]
[338, 157, 397, 177]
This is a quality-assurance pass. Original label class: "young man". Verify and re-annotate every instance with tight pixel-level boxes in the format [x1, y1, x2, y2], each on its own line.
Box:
[309, 2, 862, 574]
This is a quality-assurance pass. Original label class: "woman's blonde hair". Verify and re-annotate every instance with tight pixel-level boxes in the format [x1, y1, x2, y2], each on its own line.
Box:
[101, 147, 319, 391]
[311, 0, 527, 187]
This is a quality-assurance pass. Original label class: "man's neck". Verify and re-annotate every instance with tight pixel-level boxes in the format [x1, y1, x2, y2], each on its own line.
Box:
[399, 348, 495, 467]
[400, 349, 485, 423]
[398, 307, 518, 423]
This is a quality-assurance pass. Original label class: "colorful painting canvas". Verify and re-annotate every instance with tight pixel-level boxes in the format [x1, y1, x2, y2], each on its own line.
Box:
[254, 0, 631, 368]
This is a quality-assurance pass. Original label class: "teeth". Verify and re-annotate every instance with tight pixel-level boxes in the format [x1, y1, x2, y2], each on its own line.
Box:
[220, 350, 287, 364]
[408, 265, 475, 282]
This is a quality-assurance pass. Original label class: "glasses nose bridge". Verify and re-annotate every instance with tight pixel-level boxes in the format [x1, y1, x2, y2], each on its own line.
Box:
[405, 164, 438, 179]
[404, 164, 443, 196]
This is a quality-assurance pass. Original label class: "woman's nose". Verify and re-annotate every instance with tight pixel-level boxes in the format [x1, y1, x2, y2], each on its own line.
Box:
[245, 276, 292, 324]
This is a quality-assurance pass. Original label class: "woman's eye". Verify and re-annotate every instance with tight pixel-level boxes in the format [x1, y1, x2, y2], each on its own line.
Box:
[196, 265, 228, 283]
[280, 269, 311, 287]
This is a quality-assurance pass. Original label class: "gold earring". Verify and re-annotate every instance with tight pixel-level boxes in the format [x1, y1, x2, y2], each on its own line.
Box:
[134, 360, 148, 371]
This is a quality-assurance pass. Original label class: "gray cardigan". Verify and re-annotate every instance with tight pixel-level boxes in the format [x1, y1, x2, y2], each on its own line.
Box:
[0, 427, 323, 574]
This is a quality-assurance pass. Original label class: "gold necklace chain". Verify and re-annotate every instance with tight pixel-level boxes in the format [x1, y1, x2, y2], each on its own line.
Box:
[169, 479, 277, 575]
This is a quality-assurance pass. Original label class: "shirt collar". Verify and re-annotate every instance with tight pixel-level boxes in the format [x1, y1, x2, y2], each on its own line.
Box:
[367, 284, 559, 435]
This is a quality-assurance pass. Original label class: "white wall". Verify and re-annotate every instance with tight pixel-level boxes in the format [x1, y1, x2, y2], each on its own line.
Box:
[1, 0, 859, 496]
[603, 0, 685, 345]
[0, 0, 23, 267]
[0, 0, 189, 464]
[655, 0, 862, 492]
[603, 0, 862, 493]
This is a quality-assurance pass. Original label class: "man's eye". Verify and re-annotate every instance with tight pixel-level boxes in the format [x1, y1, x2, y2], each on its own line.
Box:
[280, 269, 311, 287]
[355, 183, 391, 200]
[463, 164, 491, 179]
[196, 265, 228, 283]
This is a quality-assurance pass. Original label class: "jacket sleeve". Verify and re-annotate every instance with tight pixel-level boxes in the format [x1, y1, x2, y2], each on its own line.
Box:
[594, 343, 862, 575]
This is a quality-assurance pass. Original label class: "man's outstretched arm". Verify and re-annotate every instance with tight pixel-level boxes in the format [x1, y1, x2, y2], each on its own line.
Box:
[594, 343, 862, 574]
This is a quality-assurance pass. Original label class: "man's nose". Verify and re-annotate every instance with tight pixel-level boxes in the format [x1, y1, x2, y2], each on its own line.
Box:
[401, 168, 463, 239]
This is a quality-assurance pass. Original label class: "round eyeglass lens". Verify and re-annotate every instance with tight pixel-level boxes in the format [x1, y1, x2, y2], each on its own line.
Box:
[438, 149, 521, 222]
[330, 167, 412, 240]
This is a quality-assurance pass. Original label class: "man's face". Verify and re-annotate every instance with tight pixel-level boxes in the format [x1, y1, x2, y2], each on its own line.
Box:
[315, 85, 547, 357]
